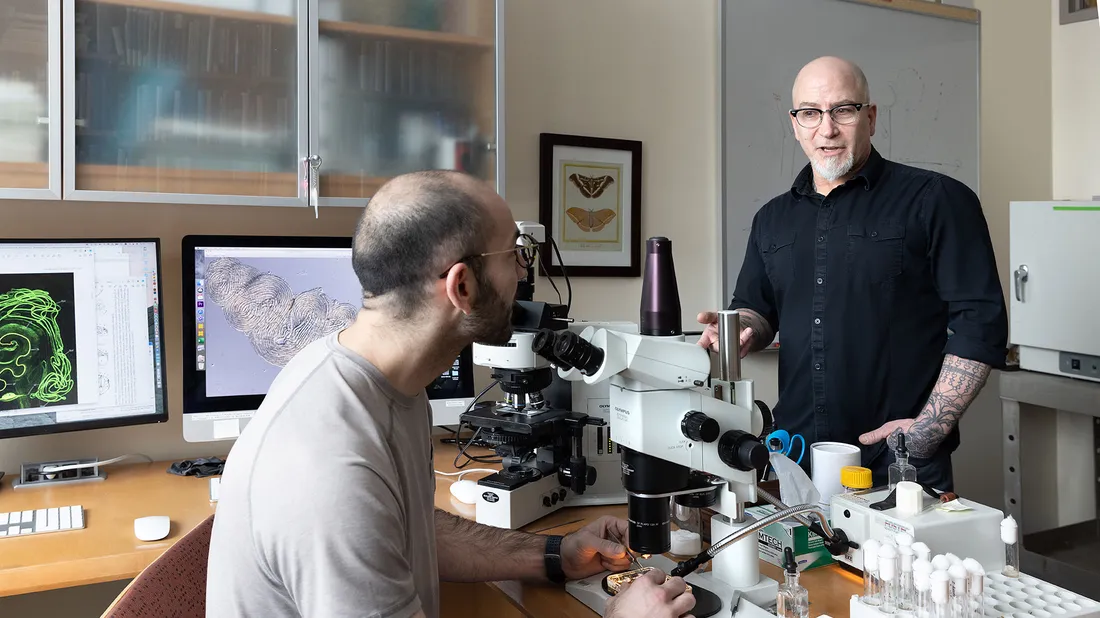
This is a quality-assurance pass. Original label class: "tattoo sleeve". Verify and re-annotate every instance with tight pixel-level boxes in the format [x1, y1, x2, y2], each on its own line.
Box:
[901, 354, 992, 458]
[435, 509, 547, 583]
[737, 308, 776, 353]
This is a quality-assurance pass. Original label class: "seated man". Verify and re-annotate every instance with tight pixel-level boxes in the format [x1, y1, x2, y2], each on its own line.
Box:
[206, 170, 694, 618]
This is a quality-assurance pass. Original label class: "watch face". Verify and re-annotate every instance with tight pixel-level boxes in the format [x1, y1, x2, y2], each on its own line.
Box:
[601, 567, 693, 596]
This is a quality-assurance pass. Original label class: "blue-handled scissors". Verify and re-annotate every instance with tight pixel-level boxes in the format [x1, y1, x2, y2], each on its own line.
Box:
[765, 429, 806, 465]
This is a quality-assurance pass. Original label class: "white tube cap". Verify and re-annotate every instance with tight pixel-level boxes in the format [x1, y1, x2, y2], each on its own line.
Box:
[963, 558, 985, 595]
[895, 532, 914, 548]
[896, 481, 923, 516]
[899, 546, 915, 572]
[911, 541, 931, 562]
[930, 570, 950, 604]
[945, 553, 962, 566]
[1001, 515, 1018, 545]
[931, 554, 951, 571]
[862, 538, 881, 572]
[878, 544, 898, 581]
[913, 558, 933, 592]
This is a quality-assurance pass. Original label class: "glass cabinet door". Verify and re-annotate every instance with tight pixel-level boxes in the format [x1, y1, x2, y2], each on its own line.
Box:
[65, 0, 306, 205]
[0, 1, 60, 198]
[312, 0, 498, 204]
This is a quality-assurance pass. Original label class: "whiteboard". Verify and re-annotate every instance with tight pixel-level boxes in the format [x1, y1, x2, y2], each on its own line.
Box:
[719, 0, 980, 301]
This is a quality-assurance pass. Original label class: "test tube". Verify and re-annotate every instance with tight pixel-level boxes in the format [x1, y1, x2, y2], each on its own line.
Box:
[913, 558, 933, 618]
[963, 558, 985, 618]
[912, 541, 931, 564]
[949, 563, 970, 618]
[1001, 515, 1020, 578]
[861, 538, 882, 606]
[930, 570, 950, 618]
[931, 554, 951, 573]
[879, 543, 899, 614]
[898, 545, 916, 612]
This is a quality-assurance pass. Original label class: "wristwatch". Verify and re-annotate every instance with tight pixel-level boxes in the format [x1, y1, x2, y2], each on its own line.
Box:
[544, 535, 566, 584]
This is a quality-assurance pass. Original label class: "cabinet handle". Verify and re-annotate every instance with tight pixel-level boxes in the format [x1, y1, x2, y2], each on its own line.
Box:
[1014, 264, 1029, 302]
[303, 155, 322, 218]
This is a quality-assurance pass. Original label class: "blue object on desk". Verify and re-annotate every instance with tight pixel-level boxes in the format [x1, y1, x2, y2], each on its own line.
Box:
[765, 429, 805, 465]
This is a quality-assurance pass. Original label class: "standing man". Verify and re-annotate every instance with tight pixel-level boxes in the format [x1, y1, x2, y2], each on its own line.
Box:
[698, 56, 1007, 491]
[207, 170, 695, 618]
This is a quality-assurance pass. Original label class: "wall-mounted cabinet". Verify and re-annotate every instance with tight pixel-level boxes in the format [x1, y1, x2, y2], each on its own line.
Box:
[1061, 0, 1097, 24]
[0, 0, 501, 210]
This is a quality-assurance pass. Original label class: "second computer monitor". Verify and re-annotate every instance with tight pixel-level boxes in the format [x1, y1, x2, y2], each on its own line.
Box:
[180, 235, 475, 442]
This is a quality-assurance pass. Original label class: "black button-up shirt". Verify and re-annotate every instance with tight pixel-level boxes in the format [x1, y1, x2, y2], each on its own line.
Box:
[729, 147, 1007, 465]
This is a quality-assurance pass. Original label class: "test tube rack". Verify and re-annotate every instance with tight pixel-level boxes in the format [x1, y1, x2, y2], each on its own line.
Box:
[849, 571, 1100, 618]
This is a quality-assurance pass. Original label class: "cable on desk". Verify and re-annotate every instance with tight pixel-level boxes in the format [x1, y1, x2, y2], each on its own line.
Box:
[40, 454, 153, 478]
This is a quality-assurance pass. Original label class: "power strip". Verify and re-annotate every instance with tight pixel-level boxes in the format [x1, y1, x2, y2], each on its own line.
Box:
[13, 458, 106, 489]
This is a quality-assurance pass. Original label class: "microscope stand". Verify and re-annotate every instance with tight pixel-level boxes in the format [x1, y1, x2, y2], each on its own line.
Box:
[565, 555, 777, 618]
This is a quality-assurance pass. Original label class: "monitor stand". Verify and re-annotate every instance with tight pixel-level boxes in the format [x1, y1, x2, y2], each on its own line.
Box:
[12, 458, 108, 490]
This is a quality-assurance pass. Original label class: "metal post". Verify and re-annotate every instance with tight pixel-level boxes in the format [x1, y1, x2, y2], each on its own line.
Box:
[717, 310, 742, 382]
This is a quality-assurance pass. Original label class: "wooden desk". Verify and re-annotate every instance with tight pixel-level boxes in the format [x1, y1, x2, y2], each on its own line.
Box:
[0, 462, 215, 597]
[433, 438, 863, 617]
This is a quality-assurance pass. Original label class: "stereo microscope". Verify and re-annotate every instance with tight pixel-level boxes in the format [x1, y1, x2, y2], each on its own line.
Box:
[458, 222, 622, 529]
[532, 236, 853, 616]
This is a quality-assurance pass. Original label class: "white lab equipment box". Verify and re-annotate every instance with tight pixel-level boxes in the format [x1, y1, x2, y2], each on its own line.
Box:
[1009, 201, 1100, 383]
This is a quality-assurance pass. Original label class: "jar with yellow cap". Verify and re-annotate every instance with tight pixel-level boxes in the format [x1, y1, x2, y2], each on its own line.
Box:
[841, 466, 873, 493]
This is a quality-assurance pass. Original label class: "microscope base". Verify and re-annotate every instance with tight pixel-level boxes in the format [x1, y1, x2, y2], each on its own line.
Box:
[565, 554, 777, 617]
[475, 473, 569, 529]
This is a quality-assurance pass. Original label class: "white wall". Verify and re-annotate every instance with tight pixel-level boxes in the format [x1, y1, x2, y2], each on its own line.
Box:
[1051, 0, 1100, 199]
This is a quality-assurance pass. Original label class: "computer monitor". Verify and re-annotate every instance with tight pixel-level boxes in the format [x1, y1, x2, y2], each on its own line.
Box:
[0, 239, 168, 439]
[180, 235, 476, 442]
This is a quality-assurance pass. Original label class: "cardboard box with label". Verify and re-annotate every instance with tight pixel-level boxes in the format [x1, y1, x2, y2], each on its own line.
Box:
[745, 504, 835, 571]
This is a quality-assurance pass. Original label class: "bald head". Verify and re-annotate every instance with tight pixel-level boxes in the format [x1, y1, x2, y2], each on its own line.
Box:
[792, 56, 869, 107]
[352, 170, 499, 319]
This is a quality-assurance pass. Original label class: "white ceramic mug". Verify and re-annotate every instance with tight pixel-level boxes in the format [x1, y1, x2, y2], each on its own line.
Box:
[811, 441, 862, 504]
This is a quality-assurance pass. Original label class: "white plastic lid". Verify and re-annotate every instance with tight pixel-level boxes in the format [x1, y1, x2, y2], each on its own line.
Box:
[898, 546, 915, 571]
[878, 544, 898, 581]
[911, 541, 931, 562]
[945, 553, 962, 566]
[963, 558, 983, 574]
[930, 570, 950, 603]
[1002, 515, 1018, 544]
[895, 532, 914, 547]
[862, 539, 881, 571]
[931, 555, 951, 571]
[913, 558, 933, 576]
[949, 563, 968, 587]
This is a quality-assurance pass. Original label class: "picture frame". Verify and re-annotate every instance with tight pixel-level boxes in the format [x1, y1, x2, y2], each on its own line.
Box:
[538, 133, 642, 278]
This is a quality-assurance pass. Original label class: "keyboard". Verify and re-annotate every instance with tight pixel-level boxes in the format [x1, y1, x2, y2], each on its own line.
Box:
[0, 506, 85, 537]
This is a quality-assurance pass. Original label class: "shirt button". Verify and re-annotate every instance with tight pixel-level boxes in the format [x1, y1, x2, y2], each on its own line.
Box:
[818, 236, 824, 242]
[815, 363, 822, 370]
[871, 231, 879, 238]
[814, 318, 821, 325]
[816, 406, 824, 413]
[817, 277, 823, 284]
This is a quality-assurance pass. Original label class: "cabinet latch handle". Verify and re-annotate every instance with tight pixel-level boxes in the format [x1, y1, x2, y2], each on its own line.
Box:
[1014, 264, 1029, 302]
[303, 155, 322, 218]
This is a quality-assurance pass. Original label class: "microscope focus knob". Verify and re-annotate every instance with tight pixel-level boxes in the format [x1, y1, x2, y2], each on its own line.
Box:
[717, 430, 770, 472]
[681, 412, 720, 443]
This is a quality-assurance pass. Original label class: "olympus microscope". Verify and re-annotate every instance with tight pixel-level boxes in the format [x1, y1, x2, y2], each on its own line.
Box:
[531, 236, 854, 616]
[458, 222, 627, 530]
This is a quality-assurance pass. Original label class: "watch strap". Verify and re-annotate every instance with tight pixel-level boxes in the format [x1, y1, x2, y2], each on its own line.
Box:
[544, 534, 566, 584]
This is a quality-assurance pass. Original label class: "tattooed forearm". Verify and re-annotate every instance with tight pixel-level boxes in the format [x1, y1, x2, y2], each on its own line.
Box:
[899, 354, 992, 458]
[738, 308, 776, 353]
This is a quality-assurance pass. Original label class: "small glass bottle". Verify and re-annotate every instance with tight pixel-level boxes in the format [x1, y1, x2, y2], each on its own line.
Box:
[912, 558, 933, 618]
[1001, 515, 1020, 578]
[878, 543, 899, 614]
[930, 570, 950, 618]
[889, 434, 918, 490]
[861, 538, 883, 606]
[777, 547, 810, 618]
[964, 558, 986, 618]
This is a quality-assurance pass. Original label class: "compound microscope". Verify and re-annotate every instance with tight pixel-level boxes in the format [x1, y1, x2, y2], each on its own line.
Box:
[530, 236, 856, 617]
[458, 222, 627, 530]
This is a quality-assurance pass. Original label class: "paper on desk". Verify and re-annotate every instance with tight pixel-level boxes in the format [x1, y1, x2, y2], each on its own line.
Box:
[936, 499, 972, 512]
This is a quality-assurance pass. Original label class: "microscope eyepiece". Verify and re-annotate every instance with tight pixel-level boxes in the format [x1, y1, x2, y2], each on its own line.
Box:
[549, 331, 604, 376]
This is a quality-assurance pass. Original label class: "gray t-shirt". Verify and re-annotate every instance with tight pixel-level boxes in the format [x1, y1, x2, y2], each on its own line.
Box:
[206, 332, 438, 618]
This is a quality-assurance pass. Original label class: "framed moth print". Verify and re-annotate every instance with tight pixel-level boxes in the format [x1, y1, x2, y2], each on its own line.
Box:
[538, 133, 642, 278]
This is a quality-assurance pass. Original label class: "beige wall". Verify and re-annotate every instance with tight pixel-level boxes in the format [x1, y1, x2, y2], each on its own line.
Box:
[1051, 1, 1100, 200]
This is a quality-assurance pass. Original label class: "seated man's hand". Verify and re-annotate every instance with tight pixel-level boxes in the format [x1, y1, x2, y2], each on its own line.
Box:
[560, 516, 633, 580]
[606, 568, 696, 618]
[696, 311, 754, 357]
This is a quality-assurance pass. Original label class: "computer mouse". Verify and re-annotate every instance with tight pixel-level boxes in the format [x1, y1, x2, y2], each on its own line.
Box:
[449, 479, 480, 505]
[134, 515, 171, 542]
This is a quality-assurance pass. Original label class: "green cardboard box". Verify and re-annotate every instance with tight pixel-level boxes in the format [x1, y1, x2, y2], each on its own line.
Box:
[745, 504, 835, 571]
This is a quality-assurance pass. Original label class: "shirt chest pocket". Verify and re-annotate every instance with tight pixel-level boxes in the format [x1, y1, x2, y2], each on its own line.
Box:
[761, 232, 797, 291]
[846, 224, 905, 284]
